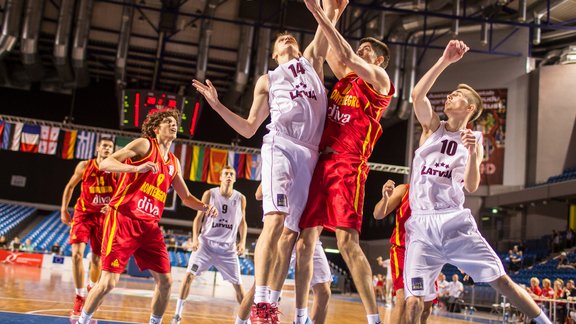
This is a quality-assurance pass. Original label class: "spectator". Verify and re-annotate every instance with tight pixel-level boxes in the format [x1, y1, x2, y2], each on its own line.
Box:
[0, 235, 7, 249]
[566, 280, 576, 299]
[437, 272, 450, 309]
[20, 239, 34, 252]
[181, 237, 194, 252]
[51, 242, 61, 255]
[541, 279, 555, 299]
[527, 277, 542, 298]
[447, 274, 464, 312]
[9, 236, 21, 252]
[509, 245, 523, 272]
[166, 235, 177, 252]
[567, 229, 575, 248]
[553, 279, 567, 323]
[375, 274, 385, 302]
[556, 252, 576, 270]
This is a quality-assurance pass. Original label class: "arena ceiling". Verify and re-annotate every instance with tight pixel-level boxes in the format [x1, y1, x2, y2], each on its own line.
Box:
[0, 0, 575, 115]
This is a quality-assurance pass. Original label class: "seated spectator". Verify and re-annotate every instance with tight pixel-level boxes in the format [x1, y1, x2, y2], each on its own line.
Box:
[554, 279, 567, 323]
[9, 236, 21, 252]
[447, 274, 464, 312]
[527, 277, 542, 299]
[166, 235, 177, 252]
[20, 239, 34, 252]
[437, 272, 450, 309]
[181, 237, 194, 252]
[565, 280, 576, 299]
[0, 235, 7, 249]
[541, 278, 555, 299]
[509, 245, 523, 272]
[51, 242, 61, 255]
[556, 252, 576, 269]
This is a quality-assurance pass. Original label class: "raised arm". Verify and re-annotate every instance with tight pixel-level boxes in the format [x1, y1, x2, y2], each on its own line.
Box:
[373, 181, 407, 220]
[304, 0, 390, 94]
[302, 0, 348, 80]
[60, 160, 88, 225]
[172, 158, 218, 215]
[192, 75, 270, 138]
[191, 190, 211, 252]
[237, 194, 247, 255]
[99, 138, 158, 174]
[461, 130, 483, 193]
[412, 40, 469, 142]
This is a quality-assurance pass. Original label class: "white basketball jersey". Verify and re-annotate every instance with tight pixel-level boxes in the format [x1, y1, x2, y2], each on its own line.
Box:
[200, 188, 243, 244]
[267, 56, 327, 147]
[410, 121, 482, 212]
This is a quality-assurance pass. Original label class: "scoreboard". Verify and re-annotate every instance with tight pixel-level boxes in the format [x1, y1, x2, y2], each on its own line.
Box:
[120, 89, 203, 138]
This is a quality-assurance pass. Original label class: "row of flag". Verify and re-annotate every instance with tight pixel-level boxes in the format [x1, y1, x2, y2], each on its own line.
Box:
[0, 120, 262, 184]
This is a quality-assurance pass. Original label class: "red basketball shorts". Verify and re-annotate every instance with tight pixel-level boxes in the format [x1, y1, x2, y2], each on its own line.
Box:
[390, 244, 405, 295]
[69, 209, 104, 256]
[299, 154, 369, 233]
[100, 208, 170, 274]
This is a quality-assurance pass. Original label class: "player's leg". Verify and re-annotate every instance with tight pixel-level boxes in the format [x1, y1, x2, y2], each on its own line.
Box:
[236, 284, 255, 323]
[335, 227, 380, 323]
[232, 284, 246, 305]
[254, 212, 285, 302]
[391, 289, 406, 324]
[420, 300, 433, 324]
[405, 296, 424, 324]
[214, 243, 246, 304]
[294, 227, 323, 313]
[390, 245, 406, 323]
[149, 270, 173, 324]
[77, 270, 120, 324]
[88, 253, 101, 289]
[268, 228, 298, 304]
[310, 282, 331, 324]
[87, 214, 105, 291]
[489, 275, 551, 323]
[71, 242, 87, 315]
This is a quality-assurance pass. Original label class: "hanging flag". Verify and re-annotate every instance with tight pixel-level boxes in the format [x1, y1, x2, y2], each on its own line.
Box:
[207, 148, 229, 185]
[189, 146, 210, 182]
[59, 129, 78, 160]
[173, 143, 192, 177]
[75, 131, 98, 160]
[114, 136, 133, 151]
[9, 122, 23, 151]
[0, 121, 11, 150]
[39, 126, 61, 155]
[245, 153, 262, 181]
[228, 151, 246, 179]
[20, 124, 41, 153]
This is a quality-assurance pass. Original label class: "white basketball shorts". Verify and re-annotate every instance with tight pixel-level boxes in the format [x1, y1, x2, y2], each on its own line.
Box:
[261, 133, 319, 232]
[186, 238, 242, 285]
[403, 208, 505, 299]
[290, 241, 332, 286]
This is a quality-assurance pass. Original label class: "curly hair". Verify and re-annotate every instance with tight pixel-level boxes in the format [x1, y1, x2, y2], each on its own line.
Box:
[141, 109, 181, 138]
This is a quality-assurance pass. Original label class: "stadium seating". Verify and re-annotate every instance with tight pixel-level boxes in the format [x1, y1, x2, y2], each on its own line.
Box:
[0, 203, 37, 237]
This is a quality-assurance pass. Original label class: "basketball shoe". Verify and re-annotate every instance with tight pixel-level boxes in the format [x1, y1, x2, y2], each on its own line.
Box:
[71, 295, 86, 317]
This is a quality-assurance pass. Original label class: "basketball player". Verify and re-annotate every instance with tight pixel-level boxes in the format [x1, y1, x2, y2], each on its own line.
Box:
[76, 109, 218, 324]
[170, 166, 247, 324]
[403, 40, 551, 324]
[61, 137, 116, 316]
[192, 1, 344, 322]
[233, 185, 333, 324]
[374, 180, 434, 324]
[295, 1, 394, 323]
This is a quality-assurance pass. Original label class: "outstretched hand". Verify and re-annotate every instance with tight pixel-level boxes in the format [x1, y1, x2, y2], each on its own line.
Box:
[192, 79, 220, 108]
[442, 40, 469, 63]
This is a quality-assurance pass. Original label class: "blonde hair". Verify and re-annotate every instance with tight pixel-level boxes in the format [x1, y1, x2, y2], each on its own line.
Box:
[457, 84, 483, 122]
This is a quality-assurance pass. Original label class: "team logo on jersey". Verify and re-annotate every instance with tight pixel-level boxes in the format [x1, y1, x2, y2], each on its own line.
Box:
[92, 195, 111, 205]
[276, 194, 287, 207]
[327, 104, 351, 125]
[191, 264, 199, 272]
[111, 259, 120, 268]
[137, 196, 160, 216]
[411, 277, 424, 291]
[420, 163, 452, 179]
[168, 165, 174, 176]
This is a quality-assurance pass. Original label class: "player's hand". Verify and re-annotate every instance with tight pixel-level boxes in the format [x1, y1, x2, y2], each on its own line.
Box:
[191, 239, 200, 252]
[100, 205, 110, 214]
[192, 79, 220, 108]
[60, 209, 71, 225]
[204, 204, 219, 218]
[460, 129, 477, 154]
[135, 161, 158, 174]
[442, 40, 469, 64]
[382, 180, 395, 199]
[236, 243, 246, 256]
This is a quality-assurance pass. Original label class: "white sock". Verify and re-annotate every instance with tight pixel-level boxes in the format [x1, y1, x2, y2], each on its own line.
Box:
[254, 286, 269, 303]
[533, 311, 552, 324]
[88, 280, 97, 288]
[367, 313, 382, 324]
[294, 308, 308, 323]
[175, 298, 185, 316]
[235, 315, 248, 324]
[269, 290, 282, 304]
[76, 288, 87, 297]
[77, 310, 93, 324]
[149, 314, 163, 324]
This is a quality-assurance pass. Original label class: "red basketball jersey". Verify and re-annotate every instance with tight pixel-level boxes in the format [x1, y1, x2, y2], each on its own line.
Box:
[319, 72, 394, 160]
[109, 138, 178, 222]
[390, 185, 410, 248]
[74, 159, 117, 213]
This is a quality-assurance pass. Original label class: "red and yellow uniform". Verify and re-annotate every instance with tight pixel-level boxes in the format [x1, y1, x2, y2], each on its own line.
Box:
[101, 137, 178, 274]
[390, 185, 410, 294]
[299, 73, 394, 233]
[69, 159, 117, 256]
